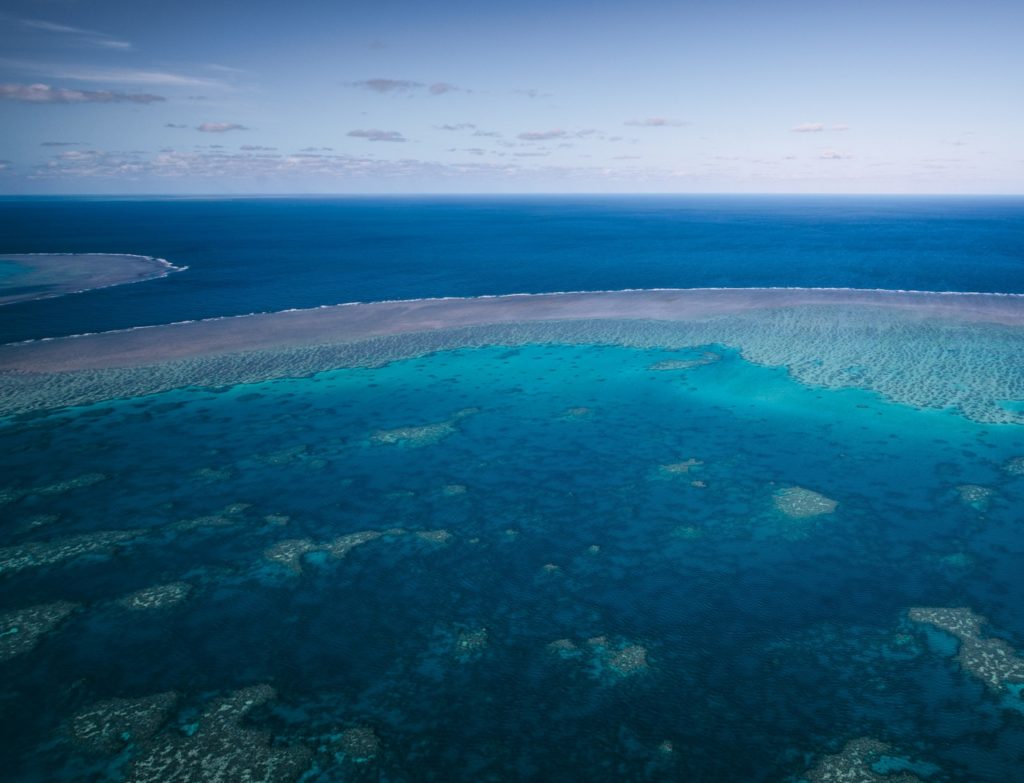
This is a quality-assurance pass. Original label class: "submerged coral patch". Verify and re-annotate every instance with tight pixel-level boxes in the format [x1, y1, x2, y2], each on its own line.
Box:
[955, 484, 994, 511]
[0, 529, 142, 576]
[454, 627, 488, 661]
[124, 685, 311, 783]
[657, 458, 703, 476]
[648, 351, 720, 371]
[549, 635, 650, 681]
[804, 737, 925, 783]
[68, 692, 178, 755]
[116, 582, 192, 611]
[370, 421, 456, 447]
[335, 726, 381, 763]
[0, 472, 106, 507]
[773, 486, 838, 518]
[0, 601, 78, 662]
[909, 606, 1024, 692]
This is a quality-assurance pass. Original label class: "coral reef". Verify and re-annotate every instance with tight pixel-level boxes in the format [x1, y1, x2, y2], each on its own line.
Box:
[0, 472, 106, 506]
[955, 484, 994, 511]
[548, 635, 649, 679]
[1004, 456, 1024, 476]
[454, 627, 488, 661]
[0, 601, 78, 662]
[658, 458, 703, 476]
[371, 408, 479, 447]
[415, 529, 453, 544]
[648, 351, 720, 370]
[2, 290, 1023, 423]
[170, 503, 252, 532]
[370, 421, 456, 447]
[68, 692, 178, 754]
[909, 606, 1024, 691]
[561, 406, 592, 419]
[0, 529, 142, 576]
[264, 539, 319, 574]
[335, 726, 381, 763]
[804, 737, 923, 783]
[326, 530, 385, 558]
[607, 644, 648, 675]
[190, 467, 234, 483]
[116, 582, 192, 611]
[773, 486, 838, 518]
[125, 685, 312, 783]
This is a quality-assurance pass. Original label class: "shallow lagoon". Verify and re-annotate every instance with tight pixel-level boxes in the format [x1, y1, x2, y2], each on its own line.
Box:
[2, 340, 1024, 781]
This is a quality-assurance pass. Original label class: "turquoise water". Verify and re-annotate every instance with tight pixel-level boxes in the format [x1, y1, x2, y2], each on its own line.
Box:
[3, 342, 1024, 781]
[0, 259, 26, 281]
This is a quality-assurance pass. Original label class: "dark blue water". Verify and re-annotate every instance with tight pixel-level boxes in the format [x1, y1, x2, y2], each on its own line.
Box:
[1, 196, 1022, 342]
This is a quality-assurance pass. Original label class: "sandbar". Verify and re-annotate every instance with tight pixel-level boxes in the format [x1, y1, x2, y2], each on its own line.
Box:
[0, 253, 184, 306]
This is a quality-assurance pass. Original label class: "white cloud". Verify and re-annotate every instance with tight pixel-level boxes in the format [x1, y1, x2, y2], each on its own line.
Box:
[624, 117, 687, 127]
[349, 78, 465, 96]
[820, 149, 852, 159]
[0, 60, 223, 88]
[21, 18, 133, 51]
[197, 122, 248, 133]
[347, 128, 407, 142]
[517, 129, 569, 141]
[791, 122, 849, 133]
[0, 82, 164, 103]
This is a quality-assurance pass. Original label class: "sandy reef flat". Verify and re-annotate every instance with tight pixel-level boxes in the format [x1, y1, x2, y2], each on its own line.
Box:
[0, 253, 183, 306]
[1, 287, 1022, 420]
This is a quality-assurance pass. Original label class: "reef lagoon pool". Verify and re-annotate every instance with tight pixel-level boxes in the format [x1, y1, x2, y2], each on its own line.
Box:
[1, 286, 1024, 782]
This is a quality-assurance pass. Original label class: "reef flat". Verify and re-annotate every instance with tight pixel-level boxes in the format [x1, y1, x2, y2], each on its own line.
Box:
[0, 253, 184, 306]
[1, 287, 1021, 423]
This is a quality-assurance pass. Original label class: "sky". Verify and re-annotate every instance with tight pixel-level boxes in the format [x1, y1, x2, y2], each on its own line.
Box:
[0, 0, 1021, 194]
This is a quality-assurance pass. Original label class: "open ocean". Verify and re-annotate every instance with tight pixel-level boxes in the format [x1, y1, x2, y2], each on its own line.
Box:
[1, 196, 1023, 782]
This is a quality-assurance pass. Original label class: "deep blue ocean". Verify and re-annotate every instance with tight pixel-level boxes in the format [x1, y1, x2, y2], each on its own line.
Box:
[1, 197, 1023, 782]
[0, 195, 1022, 342]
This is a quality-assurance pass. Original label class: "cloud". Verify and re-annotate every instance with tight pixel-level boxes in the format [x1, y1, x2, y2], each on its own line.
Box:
[28, 145, 708, 186]
[240, 145, 277, 151]
[624, 117, 686, 127]
[21, 18, 133, 51]
[517, 129, 599, 142]
[348, 78, 465, 96]
[517, 129, 569, 141]
[791, 123, 849, 133]
[351, 78, 422, 93]
[165, 123, 188, 128]
[0, 60, 223, 88]
[820, 149, 852, 159]
[473, 129, 501, 138]
[197, 122, 248, 133]
[347, 128, 407, 142]
[513, 88, 551, 99]
[41, 141, 79, 146]
[436, 123, 476, 131]
[428, 82, 461, 95]
[0, 82, 164, 103]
